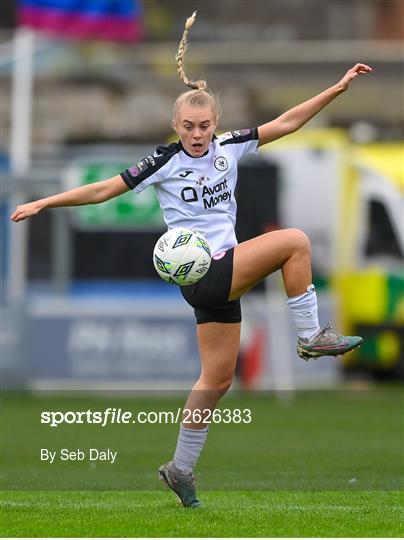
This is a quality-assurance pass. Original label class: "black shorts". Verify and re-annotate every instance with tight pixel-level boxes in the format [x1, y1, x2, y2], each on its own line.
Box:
[180, 247, 241, 325]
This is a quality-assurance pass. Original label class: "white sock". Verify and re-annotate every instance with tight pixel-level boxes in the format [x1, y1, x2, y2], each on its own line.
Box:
[286, 284, 320, 340]
[173, 424, 209, 475]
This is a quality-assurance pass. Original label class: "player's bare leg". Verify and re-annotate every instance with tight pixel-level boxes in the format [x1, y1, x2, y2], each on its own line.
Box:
[230, 228, 312, 299]
[159, 322, 240, 507]
[184, 321, 241, 426]
[230, 228, 362, 359]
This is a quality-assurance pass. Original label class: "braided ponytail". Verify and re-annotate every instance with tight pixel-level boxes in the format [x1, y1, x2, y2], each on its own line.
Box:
[175, 11, 207, 91]
[173, 11, 221, 125]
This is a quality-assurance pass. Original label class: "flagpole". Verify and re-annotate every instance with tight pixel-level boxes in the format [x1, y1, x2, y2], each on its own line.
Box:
[9, 27, 34, 303]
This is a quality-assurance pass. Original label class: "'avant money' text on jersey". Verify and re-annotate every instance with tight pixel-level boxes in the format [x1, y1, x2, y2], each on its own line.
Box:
[121, 129, 259, 256]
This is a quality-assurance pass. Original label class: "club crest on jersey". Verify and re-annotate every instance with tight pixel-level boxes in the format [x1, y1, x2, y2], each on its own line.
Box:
[214, 156, 228, 171]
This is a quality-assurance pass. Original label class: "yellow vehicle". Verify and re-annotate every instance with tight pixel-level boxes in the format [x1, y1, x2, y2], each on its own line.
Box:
[261, 132, 403, 379]
[336, 142, 403, 378]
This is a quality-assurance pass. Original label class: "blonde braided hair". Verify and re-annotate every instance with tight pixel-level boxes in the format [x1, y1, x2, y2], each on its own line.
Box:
[173, 11, 221, 124]
[175, 10, 207, 91]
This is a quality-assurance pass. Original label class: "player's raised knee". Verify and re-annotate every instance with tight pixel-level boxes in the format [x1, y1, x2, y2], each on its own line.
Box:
[290, 228, 311, 254]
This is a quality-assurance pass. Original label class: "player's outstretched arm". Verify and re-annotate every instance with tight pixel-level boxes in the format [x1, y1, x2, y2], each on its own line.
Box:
[257, 63, 373, 146]
[10, 175, 129, 222]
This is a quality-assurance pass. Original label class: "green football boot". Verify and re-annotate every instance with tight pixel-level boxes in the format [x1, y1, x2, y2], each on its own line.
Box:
[158, 461, 200, 508]
[297, 323, 363, 361]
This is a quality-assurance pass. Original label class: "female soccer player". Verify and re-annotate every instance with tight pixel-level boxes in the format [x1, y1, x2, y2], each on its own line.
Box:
[11, 12, 371, 508]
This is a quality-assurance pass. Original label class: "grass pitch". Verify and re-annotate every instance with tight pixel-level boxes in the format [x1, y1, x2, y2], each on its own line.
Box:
[1, 490, 402, 537]
[1, 387, 403, 537]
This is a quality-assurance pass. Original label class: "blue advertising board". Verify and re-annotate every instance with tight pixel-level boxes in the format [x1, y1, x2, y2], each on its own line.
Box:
[26, 298, 200, 386]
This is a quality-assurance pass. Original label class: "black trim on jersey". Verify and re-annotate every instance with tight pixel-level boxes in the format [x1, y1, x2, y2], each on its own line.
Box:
[121, 134, 222, 189]
[179, 142, 209, 159]
[121, 142, 181, 190]
[179, 134, 217, 158]
[219, 127, 259, 146]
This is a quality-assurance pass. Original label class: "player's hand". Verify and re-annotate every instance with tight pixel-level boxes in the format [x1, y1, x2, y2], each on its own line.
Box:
[337, 63, 373, 92]
[10, 202, 42, 222]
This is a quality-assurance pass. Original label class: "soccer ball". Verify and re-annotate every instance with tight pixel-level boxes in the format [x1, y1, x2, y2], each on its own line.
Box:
[153, 227, 211, 285]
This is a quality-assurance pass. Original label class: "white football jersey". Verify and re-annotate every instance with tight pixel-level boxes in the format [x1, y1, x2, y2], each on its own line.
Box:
[121, 128, 259, 255]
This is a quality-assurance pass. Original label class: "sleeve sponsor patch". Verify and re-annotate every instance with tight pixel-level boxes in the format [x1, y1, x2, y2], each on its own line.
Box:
[121, 154, 159, 190]
[128, 165, 139, 177]
[137, 155, 156, 172]
[219, 127, 259, 148]
[121, 142, 181, 191]
[231, 128, 253, 138]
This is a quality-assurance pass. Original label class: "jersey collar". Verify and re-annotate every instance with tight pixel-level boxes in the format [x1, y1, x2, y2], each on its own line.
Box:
[178, 134, 217, 159]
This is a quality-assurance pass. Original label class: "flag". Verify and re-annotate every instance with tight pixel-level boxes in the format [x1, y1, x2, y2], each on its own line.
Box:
[18, 0, 143, 41]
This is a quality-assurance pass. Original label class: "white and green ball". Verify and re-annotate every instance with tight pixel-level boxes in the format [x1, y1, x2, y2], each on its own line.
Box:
[153, 227, 211, 285]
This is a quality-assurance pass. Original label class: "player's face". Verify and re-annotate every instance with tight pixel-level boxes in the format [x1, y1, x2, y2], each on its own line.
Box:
[174, 105, 217, 157]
